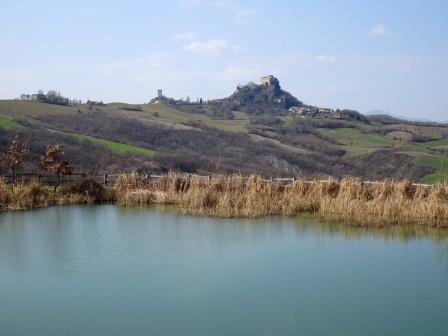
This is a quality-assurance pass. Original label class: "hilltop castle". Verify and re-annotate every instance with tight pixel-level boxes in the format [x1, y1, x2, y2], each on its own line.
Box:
[260, 75, 275, 86]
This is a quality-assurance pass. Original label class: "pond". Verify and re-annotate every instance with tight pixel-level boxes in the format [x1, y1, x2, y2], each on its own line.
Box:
[1, 205, 448, 335]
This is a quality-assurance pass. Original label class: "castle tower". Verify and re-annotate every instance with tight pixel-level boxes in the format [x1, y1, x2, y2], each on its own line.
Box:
[260, 75, 274, 86]
[157, 89, 163, 98]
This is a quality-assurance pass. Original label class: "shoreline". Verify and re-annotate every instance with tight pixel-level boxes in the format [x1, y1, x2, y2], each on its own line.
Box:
[2, 174, 448, 228]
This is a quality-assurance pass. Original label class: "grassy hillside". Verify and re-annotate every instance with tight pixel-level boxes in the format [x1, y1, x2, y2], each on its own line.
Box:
[423, 137, 448, 149]
[106, 103, 249, 133]
[1, 99, 447, 182]
[0, 116, 21, 130]
[64, 132, 156, 158]
[317, 128, 395, 155]
[0, 100, 78, 118]
[415, 156, 448, 184]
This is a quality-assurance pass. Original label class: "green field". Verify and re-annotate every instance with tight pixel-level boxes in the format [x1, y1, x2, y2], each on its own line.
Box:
[317, 128, 395, 155]
[115, 103, 250, 133]
[415, 155, 448, 184]
[67, 133, 156, 158]
[422, 137, 448, 149]
[0, 116, 21, 130]
[142, 103, 249, 133]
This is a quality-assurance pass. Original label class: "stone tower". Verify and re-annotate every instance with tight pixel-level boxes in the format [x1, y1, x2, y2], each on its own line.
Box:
[260, 75, 274, 86]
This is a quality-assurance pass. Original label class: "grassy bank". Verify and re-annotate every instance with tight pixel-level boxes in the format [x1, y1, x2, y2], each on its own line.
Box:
[115, 174, 448, 227]
[2, 174, 448, 228]
[0, 178, 114, 210]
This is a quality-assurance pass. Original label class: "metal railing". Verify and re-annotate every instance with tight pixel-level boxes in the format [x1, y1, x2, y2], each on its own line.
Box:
[0, 172, 436, 189]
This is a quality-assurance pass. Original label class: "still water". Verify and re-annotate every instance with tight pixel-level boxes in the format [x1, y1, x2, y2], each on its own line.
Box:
[0, 205, 448, 336]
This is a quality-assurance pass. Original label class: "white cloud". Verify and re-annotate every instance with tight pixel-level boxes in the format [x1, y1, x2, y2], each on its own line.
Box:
[182, 39, 229, 54]
[231, 45, 245, 53]
[97, 52, 172, 74]
[214, 65, 259, 80]
[315, 54, 336, 63]
[180, 0, 257, 23]
[370, 24, 388, 36]
[173, 31, 197, 41]
[174, 32, 243, 55]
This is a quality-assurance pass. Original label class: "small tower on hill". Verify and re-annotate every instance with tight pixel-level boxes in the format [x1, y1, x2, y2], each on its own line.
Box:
[260, 75, 274, 86]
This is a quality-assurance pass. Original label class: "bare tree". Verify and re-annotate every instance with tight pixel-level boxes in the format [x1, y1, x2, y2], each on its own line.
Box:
[0, 133, 28, 184]
[40, 144, 74, 192]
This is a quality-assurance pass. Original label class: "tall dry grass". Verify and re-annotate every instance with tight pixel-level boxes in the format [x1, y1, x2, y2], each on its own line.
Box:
[0, 178, 49, 210]
[115, 174, 448, 227]
[0, 178, 112, 211]
[2, 173, 448, 227]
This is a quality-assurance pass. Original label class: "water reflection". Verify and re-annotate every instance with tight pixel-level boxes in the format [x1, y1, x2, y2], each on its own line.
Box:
[291, 217, 448, 243]
[150, 204, 448, 243]
[1, 205, 448, 277]
[1, 205, 448, 336]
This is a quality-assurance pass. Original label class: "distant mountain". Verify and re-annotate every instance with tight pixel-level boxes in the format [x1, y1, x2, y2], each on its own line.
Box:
[368, 109, 440, 124]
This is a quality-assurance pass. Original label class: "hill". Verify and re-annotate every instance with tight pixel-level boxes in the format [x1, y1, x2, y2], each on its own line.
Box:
[1, 78, 447, 183]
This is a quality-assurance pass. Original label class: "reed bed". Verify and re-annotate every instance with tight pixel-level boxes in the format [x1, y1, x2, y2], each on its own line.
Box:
[115, 173, 448, 227]
[0, 177, 112, 211]
[2, 174, 448, 227]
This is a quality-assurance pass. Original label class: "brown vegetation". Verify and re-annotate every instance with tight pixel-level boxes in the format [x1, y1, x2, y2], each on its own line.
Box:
[0, 134, 28, 184]
[1, 170, 447, 228]
[115, 174, 448, 227]
[0, 178, 110, 211]
[40, 144, 74, 192]
[37, 111, 431, 181]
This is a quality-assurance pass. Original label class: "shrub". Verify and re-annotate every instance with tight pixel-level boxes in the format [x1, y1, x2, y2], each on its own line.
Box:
[9, 179, 48, 210]
[62, 179, 106, 202]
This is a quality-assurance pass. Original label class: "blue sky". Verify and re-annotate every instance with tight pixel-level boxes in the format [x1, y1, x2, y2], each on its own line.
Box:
[1, 0, 447, 120]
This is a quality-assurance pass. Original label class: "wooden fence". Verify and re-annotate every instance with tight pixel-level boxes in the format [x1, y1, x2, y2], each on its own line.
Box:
[0, 172, 435, 189]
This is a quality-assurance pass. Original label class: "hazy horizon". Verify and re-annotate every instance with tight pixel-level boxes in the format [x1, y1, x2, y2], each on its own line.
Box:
[1, 0, 447, 120]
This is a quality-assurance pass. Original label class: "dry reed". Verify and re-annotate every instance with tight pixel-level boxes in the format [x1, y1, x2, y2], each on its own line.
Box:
[0, 178, 111, 211]
[114, 174, 448, 227]
[2, 174, 448, 228]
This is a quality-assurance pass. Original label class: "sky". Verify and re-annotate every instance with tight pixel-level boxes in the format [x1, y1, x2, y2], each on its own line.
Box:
[1, 0, 447, 120]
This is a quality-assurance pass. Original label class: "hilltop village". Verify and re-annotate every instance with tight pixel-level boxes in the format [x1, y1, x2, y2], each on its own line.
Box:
[17, 75, 360, 121]
[150, 75, 359, 121]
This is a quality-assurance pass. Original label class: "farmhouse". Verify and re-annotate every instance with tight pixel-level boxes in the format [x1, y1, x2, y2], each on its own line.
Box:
[31, 93, 46, 101]
[318, 108, 334, 114]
